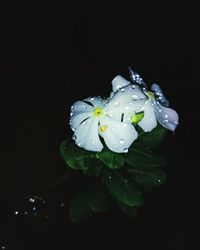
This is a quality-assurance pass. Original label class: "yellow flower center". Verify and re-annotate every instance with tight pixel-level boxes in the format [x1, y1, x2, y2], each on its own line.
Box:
[93, 107, 103, 117]
[100, 125, 108, 132]
[146, 91, 155, 100]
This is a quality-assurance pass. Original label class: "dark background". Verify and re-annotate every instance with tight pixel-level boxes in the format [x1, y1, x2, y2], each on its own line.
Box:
[0, 0, 198, 249]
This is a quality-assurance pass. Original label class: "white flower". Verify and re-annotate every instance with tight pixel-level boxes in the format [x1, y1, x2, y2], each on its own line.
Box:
[70, 96, 138, 153]
[111, 70, 179, 132]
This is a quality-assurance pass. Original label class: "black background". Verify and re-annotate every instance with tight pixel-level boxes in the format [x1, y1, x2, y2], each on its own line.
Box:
[0, 0, 198, 249]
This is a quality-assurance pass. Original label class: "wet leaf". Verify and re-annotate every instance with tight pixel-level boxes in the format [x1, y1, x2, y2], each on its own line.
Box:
[87, 182, 109, 213]
[137, 124, 167, 148]
[118, 203, 138, 218]
[60, 140, 97, 170]
[127, 167, 167, 186]
[69, 191, 93, 223]
[97, 149, 124, 169]
[125, 147, 165, 168]
[104, 172, 144, 207]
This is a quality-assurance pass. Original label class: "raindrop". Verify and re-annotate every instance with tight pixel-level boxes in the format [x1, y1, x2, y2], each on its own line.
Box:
[72, 135, 76, 140]
[120, 139, 124, 144]
[165, 115, 168, 118]
[114, 101, 119, 106]
[131, 85, 136, 89]
[123, 148, 128, 153]
[70, 112, 73, 117]
[132, 95, 138, 101]
[120, 88, 125, 92]
[1, 246, 6, 250]
[77, 142, 82, 147]
[91, 97, 95, 101]
[29, 198, 35, 203]
[14, 211, 19, 215]
[157, 179, 161, 183]
[108, 176, 112, 179]
[159, 109, 162, 112]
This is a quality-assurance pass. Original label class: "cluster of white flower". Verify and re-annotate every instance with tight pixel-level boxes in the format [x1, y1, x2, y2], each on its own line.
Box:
[69, 69, 179, 153]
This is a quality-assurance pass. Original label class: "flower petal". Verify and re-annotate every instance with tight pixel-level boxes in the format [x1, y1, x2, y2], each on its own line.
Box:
[154, 102, 179, 131]
[74, 117, 103, 152]
[111, 75, 130, 92]
[70, 112, 92, 130]
[105, 85, 147, 123]
[83, 96, 106, 108]
[99, 116, 138, 153]
[151, 84, 169, 107]
[138, 100, 157, 132]
[71, 100, 93, 114]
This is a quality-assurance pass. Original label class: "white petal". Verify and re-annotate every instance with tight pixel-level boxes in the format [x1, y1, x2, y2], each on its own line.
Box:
[74, 117, 103, 152]
[138, 100, 157, 132]
[151, 84, 169, 107]
[70, 112, 92, 130]
[111, 75, 130, 92]
[83, 96, 106, 108]
[105, 85, 147, 123]
[71, 100, 93, 114]
[154, 102, 179, 131]
[99, 116, 138, 153]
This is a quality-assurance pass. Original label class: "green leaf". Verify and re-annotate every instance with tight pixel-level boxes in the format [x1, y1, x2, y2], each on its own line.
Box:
[118, 203, 138, 218]
[69, 191, 93, 223]
[125, 147, 165, 168]
[60, 140, 97, 170]
[137, 124, 167, 149]
[104, 172, 144, 207]
[127, 167, 167, 186]
[97, 149, 125, 169]
[87, 182, 109, 213]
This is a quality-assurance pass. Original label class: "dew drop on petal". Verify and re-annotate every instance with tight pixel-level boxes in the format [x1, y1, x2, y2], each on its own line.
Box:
[120, 139, 124, 144]
[72, 135, 76, 140]
[114, 101, 119, 106]
[123, 148, 128, 153]
[132, 95, 138, 101]
[120, 88, 125, 92]
[70, 112, 73, 117]
[165, 114, 168, 118]
[91, 97, 95, 101]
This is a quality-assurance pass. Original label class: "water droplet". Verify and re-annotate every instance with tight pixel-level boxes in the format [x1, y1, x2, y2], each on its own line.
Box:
[120, 88, 125, 92]
[125, 106, 129, 110]
[120, 139, 124, 144]
[91, 97, 95, 101]
[157, 179, 161, 183]
[1, 246, 6, 250]
[108, 176, 112, 179]
[129, 102, 133, 105]
[114, 101, 119, 106]
[72, 135, 76, 140]
[14, 211, 19, 215]
[123, 148, 128, 153]
[60, 203, 64, 207]
[131, 85, 136, 89]
[29, 197, 35, 203]
[70, 112, 73, 117]
[132, 95, 138, 100]
[77, 142, 82, 147]
[32, 207, 37, 211]
[122, 124, 127, 128]
[158, 109, 162, 112]
[24, 211, 28, 215]
[71, 127, 75, 132]
[165, 114, 168, 118]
